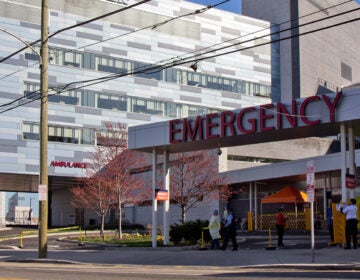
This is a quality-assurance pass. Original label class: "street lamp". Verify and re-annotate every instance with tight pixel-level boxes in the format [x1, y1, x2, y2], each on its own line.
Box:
[0, 28, 42, 66]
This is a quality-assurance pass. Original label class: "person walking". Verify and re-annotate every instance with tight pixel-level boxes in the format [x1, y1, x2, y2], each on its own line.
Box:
[208, 210, 221, 249]
[327, 204, 334, 243]
[341, 199, 358, 249]
[276, 206, 287, 248]
[221, 208, 238, 251]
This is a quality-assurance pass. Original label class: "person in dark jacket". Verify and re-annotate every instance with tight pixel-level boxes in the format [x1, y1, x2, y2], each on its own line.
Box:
[221, 208, 237, 251]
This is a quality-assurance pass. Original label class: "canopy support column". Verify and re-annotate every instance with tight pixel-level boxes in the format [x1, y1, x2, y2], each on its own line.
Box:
[340, 123, 347, 202]
[152, 149, 158, 248]
[348, 124, 355, 199]
[163, 150, 170, 245]
[254, 183, 258, 231]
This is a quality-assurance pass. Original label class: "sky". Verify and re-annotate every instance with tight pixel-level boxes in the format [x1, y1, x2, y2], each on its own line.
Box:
[187, 0, 360, 14]
[187, 0, 241, 13]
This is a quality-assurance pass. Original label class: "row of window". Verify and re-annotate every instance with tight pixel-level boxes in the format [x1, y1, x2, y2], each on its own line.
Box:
[227, 155, 287, 164]
[24, 82, 216, 118]
[23, 122, 96, 145]
[25, 46, 271, 97]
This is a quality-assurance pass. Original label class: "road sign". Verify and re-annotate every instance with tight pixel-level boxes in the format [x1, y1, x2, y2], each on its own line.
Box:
[345, 174, 356, 189]
[38, 184, 47, 201]
[306, 161, 315, 203]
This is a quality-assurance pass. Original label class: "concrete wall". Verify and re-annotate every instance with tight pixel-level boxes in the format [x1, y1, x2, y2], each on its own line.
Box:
[242, 0, 360, 100]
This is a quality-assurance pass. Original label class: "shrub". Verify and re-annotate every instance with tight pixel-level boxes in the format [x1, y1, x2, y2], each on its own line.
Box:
[170, 219, 211, 245]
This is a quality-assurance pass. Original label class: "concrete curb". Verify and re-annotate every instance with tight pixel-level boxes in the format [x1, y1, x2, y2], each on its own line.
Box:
[4, 259, 360, 271]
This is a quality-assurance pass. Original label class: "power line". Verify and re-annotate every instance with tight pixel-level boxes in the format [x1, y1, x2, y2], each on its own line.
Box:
[50, 6, 360, 93]
[0, 0, 152, 64]
[1, 2, 359, 113]
[3, 10, 358, 115]
[0, 0, 351, 82]
[0, 0, 228, 81]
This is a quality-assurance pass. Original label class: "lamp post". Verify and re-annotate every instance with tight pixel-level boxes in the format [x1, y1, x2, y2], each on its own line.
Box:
[0, 28, 42, 66]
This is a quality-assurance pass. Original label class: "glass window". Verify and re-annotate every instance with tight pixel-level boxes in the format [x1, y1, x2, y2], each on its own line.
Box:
[23, 122, 40, 140]
[60, 90, 80, 105]
[82, 90, 95, 107]
[83, 53, 94, 69]
[24, 83, 40, 100]
[81, 128, 95, 145]
[187, 72, 201, 86]
[165, 102, 177, 118]
[63, 51, 81, 67]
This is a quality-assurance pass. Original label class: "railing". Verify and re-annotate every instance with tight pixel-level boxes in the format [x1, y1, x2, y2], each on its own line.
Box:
[259, 213, 307, 231]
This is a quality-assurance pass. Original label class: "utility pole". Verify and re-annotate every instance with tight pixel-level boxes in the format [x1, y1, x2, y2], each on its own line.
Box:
[39, 0, 49, 258]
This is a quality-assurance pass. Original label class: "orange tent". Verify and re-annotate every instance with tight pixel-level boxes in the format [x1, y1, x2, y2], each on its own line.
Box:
[260, 186, 308, 230]
[261, 186, 307, 204]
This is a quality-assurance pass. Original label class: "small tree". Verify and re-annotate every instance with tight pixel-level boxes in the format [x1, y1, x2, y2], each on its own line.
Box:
[168, 150, 231, 223]
[70, 123, 148, 238]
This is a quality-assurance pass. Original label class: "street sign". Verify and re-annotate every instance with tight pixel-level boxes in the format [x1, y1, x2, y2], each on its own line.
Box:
[306, 160, 316, 263]
[345, 174, 356, 189]
[155, 190, 168, 201]
[306, 161, 315, 203]
[38, 184, 47, 201]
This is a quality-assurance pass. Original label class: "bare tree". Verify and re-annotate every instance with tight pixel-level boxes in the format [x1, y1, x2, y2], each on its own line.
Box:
[70, 123, 148, 238]
[168, 150, 231, 223]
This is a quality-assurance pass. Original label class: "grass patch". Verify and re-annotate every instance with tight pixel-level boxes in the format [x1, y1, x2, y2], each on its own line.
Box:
[76, 233, 164, 247]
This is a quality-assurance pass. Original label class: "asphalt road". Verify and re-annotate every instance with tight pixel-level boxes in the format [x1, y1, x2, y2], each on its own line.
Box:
[1, 261, 359, 280]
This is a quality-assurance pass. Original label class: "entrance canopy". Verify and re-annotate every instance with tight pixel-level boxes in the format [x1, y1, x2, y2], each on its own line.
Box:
[261, 186, 307, 204]
[128, 88, 360, 154]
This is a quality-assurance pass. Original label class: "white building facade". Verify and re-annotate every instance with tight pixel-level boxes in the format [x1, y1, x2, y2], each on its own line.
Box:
[0, 0, 274, 226]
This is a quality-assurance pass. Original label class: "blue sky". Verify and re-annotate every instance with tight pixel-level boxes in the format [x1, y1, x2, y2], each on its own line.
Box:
[188, 0, 241, 13]
[187, 0, 360, 14]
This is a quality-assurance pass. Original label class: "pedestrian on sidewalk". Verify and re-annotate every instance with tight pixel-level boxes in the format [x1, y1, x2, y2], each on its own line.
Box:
[221, 208, 238, 251]
[208, 209, 221, 250]
[327, 204, 334, 243]
[276, 206, 287, 248]
[341, 198, 358, 249]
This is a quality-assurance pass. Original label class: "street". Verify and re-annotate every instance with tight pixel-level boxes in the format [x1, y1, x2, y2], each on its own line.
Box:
[1, 227, 360, 279]
[0, 262, 360, 280]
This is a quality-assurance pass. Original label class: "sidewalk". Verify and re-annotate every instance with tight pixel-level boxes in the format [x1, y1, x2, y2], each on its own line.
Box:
[1, 227, 360, 270]
[1, 242, 360, 270]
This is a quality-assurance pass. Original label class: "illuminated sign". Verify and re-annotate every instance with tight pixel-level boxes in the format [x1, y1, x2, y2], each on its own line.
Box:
[346, 174, 356, 189]
[169, 92, 343, 144]
[155, 189, 169, 201]
[50, 161, 87, 169]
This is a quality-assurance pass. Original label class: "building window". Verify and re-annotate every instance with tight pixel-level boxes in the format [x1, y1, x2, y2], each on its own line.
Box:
[23, 122, 40, 140]
[24, 45, 271, 97]
[63, 51, 82, 68]
[23, 122, 95, 145]
[24, 82, 217, 119]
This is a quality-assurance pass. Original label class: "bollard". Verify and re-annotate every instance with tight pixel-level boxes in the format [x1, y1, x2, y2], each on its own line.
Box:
[265, 228, 276, 250]
[200, 227, 208, 250]
[19, 232, 24, 249]
[78, 226, 84, 246]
